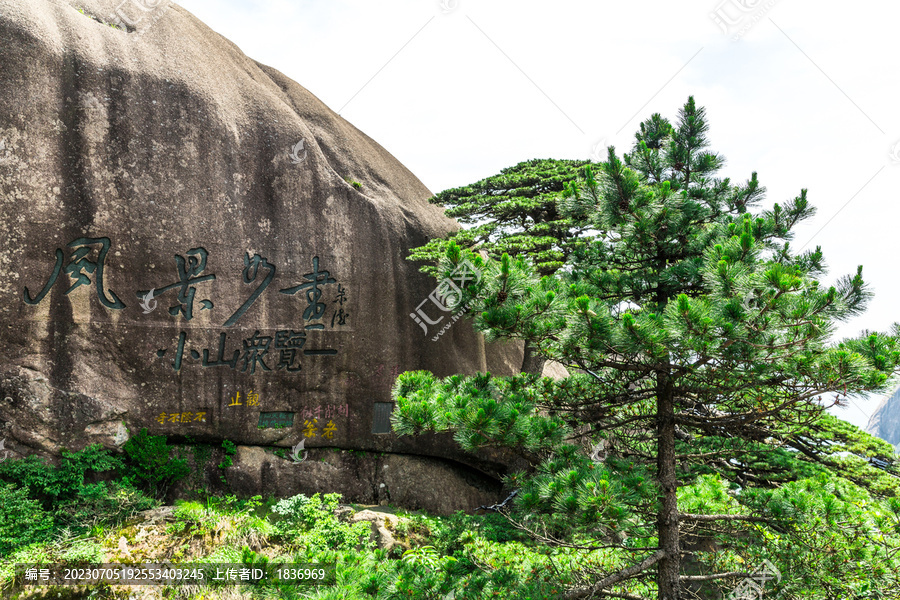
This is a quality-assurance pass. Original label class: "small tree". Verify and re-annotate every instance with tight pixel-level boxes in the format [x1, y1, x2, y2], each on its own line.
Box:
[0, 483, 53, 555]
[393, 98, 900, 599]
[410, 158, 596, 374]
[122, 428, 190, 499]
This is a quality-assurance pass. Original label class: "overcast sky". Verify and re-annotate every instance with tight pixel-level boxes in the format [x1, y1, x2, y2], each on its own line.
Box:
[173, 0, 900, 432]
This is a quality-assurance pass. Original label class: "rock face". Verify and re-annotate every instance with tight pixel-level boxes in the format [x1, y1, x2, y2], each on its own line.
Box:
[867, 386, 900, 447]
[0, 0, 521, 513]
[351, 510, 403, 552]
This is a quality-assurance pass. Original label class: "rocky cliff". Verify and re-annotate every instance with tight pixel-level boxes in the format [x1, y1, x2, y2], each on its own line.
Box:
[0, 0, 522, 513]
[867, 386, 900, 447]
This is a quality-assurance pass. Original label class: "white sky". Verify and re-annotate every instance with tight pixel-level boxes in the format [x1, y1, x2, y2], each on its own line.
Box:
[173, 0, 900, 432]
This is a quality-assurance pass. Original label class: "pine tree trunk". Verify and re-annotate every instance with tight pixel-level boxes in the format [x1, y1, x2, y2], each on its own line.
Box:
[656, 369, 680, 600]
[521, 342, 546, 375]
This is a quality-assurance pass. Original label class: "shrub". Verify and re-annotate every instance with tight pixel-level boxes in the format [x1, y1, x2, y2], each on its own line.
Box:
[272, 493, 372, 553]
[0, 483, 54, 555]
[122, 428, 190, 499]
[0, 445, 156, 538]
[217, 439, 238, 483]
[0, 444, 121, 505]
[219, 439, 237, 469]
[55, 479, 156, 530]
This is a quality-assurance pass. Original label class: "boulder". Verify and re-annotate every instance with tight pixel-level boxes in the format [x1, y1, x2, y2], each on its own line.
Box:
[351, 509, 403, 551]
[215, 446, 503, 516]
[0, 0, 522, 513]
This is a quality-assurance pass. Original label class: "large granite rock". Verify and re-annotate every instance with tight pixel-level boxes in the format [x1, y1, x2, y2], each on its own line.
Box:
[0, 0, 522, 513]
[867, 386, 900, 447]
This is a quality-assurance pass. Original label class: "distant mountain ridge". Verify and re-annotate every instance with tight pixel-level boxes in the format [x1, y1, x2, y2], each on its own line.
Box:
[867, 386, 900, 447]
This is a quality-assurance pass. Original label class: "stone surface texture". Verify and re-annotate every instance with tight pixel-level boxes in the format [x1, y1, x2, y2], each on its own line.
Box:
[0, 0, 522, 513]
[867, 386, 900, 447]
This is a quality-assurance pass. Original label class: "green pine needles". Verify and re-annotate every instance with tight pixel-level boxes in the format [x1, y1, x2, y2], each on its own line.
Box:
[409, 158, 595, 277]
[394, 97, 900, 599]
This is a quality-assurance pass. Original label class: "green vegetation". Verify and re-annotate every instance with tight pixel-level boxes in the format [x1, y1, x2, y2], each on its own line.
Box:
[0, 483, 53, 556]
[3, 97, 900, 599]
[0, 443, 157, 537]
[3, 483, 703, 599]
[123, 427, 191, 499]
[409, 158, 593, 277]
[217, 438, 238, 483]
[272, 493, 372, 554]
[344, 177, 363, 190]
[395, 97, 900, 598]
[0, 432, 186, 556]
[75, 6, 124, 30]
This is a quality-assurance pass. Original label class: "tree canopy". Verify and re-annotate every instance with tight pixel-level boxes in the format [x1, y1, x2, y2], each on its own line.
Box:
[392, 97, 900, 599]
[409, 158, 593, 277]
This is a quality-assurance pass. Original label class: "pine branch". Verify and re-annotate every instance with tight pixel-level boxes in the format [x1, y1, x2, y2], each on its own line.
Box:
[679, 571, 750, 581]
[600, 591, 650, 600]
[561, 551, 666, 600]
[503, 512, 659, 552]
[680, 513, 772, 524]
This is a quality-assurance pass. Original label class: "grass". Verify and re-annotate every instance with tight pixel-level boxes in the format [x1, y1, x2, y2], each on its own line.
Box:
[0, 490, 599, 599]
[0, 443, 633, 599]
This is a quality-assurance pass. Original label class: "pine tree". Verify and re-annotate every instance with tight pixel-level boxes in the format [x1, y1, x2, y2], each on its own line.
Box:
[408, 158, 594, 278]
[392, 98, 900, 599]
[409, 158, 596, 374]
